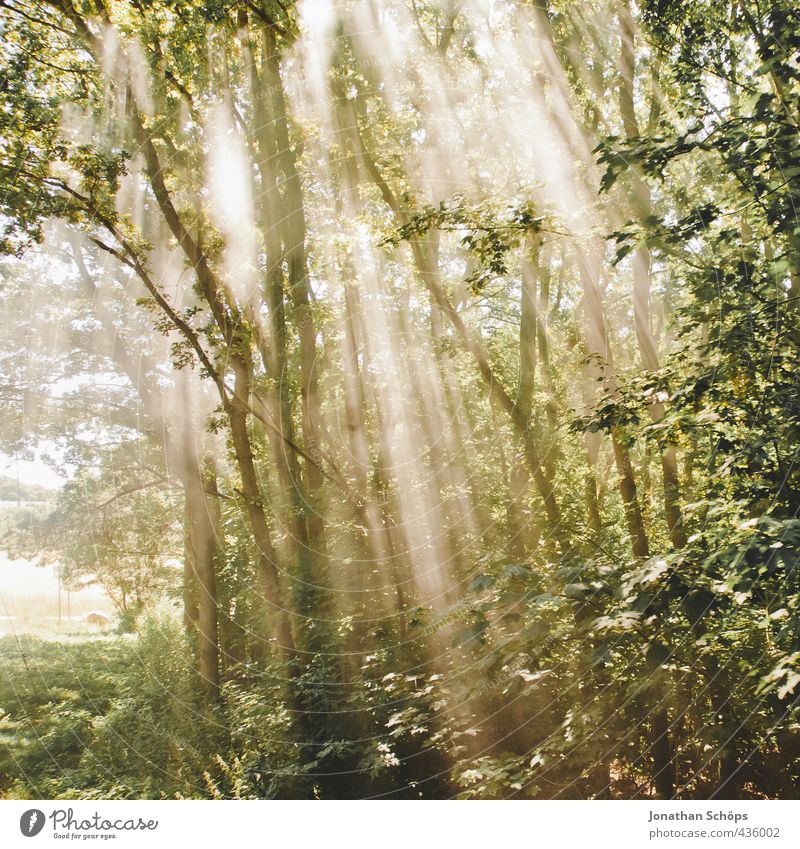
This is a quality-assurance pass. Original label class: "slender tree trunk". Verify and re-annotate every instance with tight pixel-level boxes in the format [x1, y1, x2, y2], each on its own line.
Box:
[619, 0, 687, 552]
[584, 431, 603, 536]
[575, 244, 678, 795]
[263, 26, 327, 565]
[183, 454, 221, 700]
[576, 250, 650, 558]
[506, 229, 547, 557]
[227, 358, 296, 660]
[238, 13, 319, 610]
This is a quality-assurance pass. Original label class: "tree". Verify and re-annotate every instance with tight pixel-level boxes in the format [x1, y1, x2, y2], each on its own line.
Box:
[0, 0, 798, 800]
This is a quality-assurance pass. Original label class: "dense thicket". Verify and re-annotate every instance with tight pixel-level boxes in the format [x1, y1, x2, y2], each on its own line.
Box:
[0, 0, 798, 799]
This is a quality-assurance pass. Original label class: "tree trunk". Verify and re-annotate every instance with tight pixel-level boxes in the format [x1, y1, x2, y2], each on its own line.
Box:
[619, 0, 687, 552]
[263, 26, 328, 568]
[183, 455, 221, 700]
[576, 249, 650, 558]
[227, 358, 296, 660]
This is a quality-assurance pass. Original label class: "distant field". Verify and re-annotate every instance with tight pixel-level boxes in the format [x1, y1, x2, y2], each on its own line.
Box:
[0, 554, 115, 637]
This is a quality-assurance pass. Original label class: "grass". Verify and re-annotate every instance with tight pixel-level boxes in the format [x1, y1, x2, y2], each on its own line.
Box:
[0, 617, 211, 799]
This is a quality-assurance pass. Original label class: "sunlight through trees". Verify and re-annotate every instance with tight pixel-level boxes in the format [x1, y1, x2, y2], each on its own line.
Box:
[0, 0, 799, 800]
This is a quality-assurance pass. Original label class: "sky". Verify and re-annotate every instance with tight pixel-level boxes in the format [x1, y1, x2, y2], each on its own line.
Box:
[0, 448, 66, 490]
